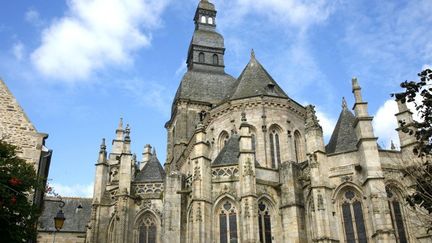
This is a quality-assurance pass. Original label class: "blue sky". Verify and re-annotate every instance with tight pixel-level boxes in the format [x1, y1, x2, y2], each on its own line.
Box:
[0, 0, 431, 197]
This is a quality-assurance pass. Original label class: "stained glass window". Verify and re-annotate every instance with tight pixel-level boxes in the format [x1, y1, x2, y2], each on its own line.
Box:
[219, 201, 238, 243]
[340, 190, 367, 243]
[269, 130, 280, 168]
[138, 215, 157, 243]
[258, 201, 272, 243]
[386, 187, 408, 243]
[294, 131, 304, 162]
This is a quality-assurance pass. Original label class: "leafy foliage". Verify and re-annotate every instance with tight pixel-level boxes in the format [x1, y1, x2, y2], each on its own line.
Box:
[0, 140, 42, 242]
[392, 68, 432, 230]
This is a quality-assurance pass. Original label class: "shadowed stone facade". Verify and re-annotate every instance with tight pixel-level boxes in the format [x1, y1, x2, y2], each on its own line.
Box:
[84, 1, 431, 242]
[0, 79, 52, 209]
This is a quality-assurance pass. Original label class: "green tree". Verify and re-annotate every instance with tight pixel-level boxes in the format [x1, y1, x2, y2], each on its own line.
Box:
[392, 68, 432, 231]
[0, 140, 42, 242]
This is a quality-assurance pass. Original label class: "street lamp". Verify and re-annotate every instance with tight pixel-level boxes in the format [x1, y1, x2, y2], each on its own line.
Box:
[52, 200, 66, 243]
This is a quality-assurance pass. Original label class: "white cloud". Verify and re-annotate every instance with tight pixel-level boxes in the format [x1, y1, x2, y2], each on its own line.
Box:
[50, 182, 94, 198]
[119, 78, 171, 116]
[31, 0, 169, 82]
[217, 0, 337, 31]
[316, 110, 336, 140]
[25, 9, 43, 27]
[342, 0, 432, 86]
[175, 60, 187, 76]
[373, 99, 399, 149]
[12, 42, 25, 61]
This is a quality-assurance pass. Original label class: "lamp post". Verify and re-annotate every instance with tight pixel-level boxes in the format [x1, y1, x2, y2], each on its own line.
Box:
[52, 200, 66, 243]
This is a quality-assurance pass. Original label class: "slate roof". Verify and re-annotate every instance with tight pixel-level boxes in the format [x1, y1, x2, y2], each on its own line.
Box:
[213, 134, 261, 166]
[38, 197, 92, 232]
[198, 0, 215, 11]
[325, 105, 358, 154]
[135, 153, 166, 183]
[191, 29, 224, 49]
[230, 53, 289, 100]
[213, 134, 240, 165]
[174, 70, 237, 105]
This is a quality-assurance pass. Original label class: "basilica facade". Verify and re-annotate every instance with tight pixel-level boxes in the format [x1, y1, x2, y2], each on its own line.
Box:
[86, 1, 431, 242]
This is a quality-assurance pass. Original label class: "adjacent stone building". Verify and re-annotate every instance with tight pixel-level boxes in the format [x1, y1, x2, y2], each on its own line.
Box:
[0, 78, 52, 208]
[37, 197, 92, 243]
[86, 0, 432, 242]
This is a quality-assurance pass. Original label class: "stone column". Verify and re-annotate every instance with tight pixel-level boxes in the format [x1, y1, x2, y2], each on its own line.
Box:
[88, 139, 109, 243]
[280, 161, 306, 243]
[304, 105, 338, 242]
[189, 123, 212, 243]
[238, 114, 259, 243]
[116, 125, 133, 243]
[352, 78, 395, 242]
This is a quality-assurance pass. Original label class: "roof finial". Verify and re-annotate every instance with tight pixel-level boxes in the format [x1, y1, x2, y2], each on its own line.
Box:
[251, 49, 255, 59]
[124, 124, 131, 141]
[118, 118, 123, 129]
[390, 140, 396, 150]
[152, 147, 157, 156]
[100, 138, 106, 151]
[342, 97, 348, 110]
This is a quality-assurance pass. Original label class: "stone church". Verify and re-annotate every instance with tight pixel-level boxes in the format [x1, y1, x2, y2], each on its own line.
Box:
[86, 0, 431, 242]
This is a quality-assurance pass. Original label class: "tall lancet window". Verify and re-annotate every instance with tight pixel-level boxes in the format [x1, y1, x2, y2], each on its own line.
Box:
[340, 190, 368, 243]
[258, 201, 272, 243]
[219, 201, 238, 243]
[138, 214, 157, 243]
[269, 128, 281, 168]
[294, 131, 304, 162]
[386, 187, 408, 243]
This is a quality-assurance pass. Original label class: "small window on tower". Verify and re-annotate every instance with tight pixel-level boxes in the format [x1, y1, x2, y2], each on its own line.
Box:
[208, 17, 213, 25]
[213, 54, 219, 65]
[201, 16, 206, 24]
[199, 52, 205, 63]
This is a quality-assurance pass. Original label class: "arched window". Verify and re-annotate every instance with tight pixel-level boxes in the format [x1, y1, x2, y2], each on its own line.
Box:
[137, 214, 157, 243]
[269, 128, 281, 168]
[386, 187, 408, 243]
[340, 190, 367, 243]
[208, 17, 213, 25]
[199, 52, 205, 63]
[107, 217, 116, 243]
[201, 16, 206, 24]
[294, 131, 304, 162]
[218, 131, 230, 151]
[258, 201, 272, 243]
[219, 201, 238, 243]
[213, 54, 219, 65]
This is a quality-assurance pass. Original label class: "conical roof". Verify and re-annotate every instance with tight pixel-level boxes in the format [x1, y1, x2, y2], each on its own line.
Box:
[325, 100, 358, 154]
[213, 134, 240, 165]
[135, 153, 165, 182]
[230, 52, 288, 100]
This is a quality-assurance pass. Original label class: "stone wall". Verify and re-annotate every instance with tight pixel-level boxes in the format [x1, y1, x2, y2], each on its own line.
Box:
[0, 79, 46, 169]
[37, 232, 86, 243]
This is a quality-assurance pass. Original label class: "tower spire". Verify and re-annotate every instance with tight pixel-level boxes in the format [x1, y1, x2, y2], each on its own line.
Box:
[342, 97, 348, 110]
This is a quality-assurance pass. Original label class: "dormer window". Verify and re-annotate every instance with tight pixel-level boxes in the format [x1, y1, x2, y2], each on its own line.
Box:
[199, 52, 205, 63]
[201, 16, 206, 24]
[213, 54, 219, 65]
[208, 17, 213, 25]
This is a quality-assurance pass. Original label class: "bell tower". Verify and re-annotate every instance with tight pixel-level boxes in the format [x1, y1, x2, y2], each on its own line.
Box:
[187, 0, 226, 73]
